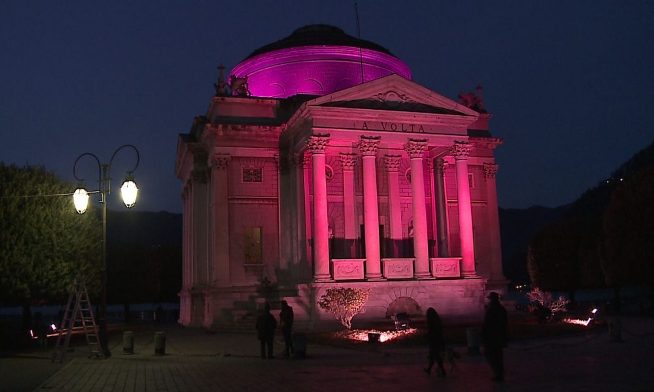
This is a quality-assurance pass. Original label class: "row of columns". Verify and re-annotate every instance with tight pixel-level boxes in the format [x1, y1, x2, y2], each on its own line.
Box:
[181, 152, 234, 291]
[305, 135, 477, 281]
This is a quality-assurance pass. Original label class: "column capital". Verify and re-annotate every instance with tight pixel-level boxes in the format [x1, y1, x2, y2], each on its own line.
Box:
[306, 134, 330, 154]
[404, 139, 428, 159]
[209, 153, 230, 170]
[339, 153, 357, 171]
[358, 135, 381, 156]
[452, 141, 472, 160]
[483, 162, 498, 179]
[384, 154, 402, 172]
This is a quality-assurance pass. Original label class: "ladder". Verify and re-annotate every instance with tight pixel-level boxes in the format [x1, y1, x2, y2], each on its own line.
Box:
[52, 279, 104, 362]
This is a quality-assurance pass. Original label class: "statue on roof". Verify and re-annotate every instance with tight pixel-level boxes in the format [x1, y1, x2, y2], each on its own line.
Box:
[229, 75, 251, 97]
[458, 85, 486, 113]
[214, 64, 230, 96]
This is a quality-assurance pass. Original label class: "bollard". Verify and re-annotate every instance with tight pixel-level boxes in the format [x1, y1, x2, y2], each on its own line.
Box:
[466, 327, 481, 355]
[122, 331, 134, 354]
[154, 331, 166, 355]
[292, 333, 307, 359]
[609, 317, 623, 343]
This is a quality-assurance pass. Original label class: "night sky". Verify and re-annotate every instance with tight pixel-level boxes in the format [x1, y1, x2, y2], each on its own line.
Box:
[2, 1, 652, 213]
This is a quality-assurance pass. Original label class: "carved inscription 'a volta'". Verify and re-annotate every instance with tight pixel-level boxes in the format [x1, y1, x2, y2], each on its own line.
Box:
[354, 121, 426, 133]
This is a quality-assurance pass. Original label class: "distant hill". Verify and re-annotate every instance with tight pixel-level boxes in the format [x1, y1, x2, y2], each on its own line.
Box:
[499, 205, 567, 284]
[500, 139, 654, 285]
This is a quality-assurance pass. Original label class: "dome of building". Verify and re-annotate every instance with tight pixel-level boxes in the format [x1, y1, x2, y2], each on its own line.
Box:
[230, 24, 412, 98]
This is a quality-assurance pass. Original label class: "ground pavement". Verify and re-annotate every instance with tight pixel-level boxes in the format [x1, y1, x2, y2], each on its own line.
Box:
[1, 317, 652, 392]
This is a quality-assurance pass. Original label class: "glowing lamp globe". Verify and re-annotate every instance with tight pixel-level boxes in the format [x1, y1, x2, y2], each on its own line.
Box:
[73, 188, 89, 214]
[120, 179, 138, 208]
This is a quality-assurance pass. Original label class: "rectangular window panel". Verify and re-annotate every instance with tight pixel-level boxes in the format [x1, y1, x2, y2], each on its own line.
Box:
[244, 227, 263, 264]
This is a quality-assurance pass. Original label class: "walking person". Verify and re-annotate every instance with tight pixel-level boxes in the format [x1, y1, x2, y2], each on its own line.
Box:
[481, 292, 508, 382]
[255, 302, 277, 359]
[279, 300, 294, 357]
[423, 307, 446, 377]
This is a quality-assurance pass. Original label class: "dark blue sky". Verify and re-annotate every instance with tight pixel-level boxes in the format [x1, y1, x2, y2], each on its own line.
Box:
[2, 1, 652, 213]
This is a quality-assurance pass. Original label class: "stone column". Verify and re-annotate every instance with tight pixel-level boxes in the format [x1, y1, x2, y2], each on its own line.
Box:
[359, 136, 383, 280]
[300, 154, 312, 272]
[435, 158, 449, 257]
[426, 158, 437, 257]
[484, 162, 505, 281]
[307, 134, 331, 281]
[191, 168, 209, 285]
[209, 153, 230, 286]
[453, 141, 476, 277]
[179, 184, 192, 326]
[181, 184, 191, 288]
[405, 139, 431, 279]
[190, 165, 209, 327]
[384, 155, 402, 257]
[340, 153, 357, 257]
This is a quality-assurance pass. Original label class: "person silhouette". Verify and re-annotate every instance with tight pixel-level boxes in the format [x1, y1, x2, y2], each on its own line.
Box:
[255, 302, 277, 359]
[482, 292, 508, 382]
[279, 300, 294, 357]
[424, 307, 446, 377]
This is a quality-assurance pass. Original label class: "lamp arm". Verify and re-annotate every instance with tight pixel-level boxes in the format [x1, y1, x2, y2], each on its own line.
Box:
[108, 144, 140, 176]
[73, 152, 102, 185]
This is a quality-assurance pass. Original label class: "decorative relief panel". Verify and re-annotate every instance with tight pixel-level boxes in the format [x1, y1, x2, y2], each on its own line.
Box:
[382, 258, 414, 279]
[210, 154, 230, 170]
[325, 164, 334, 181]
[332, 259, 365, 281]
[430, 257, 461, 278]
[242, 167, 263, 183]
[373, 90, 414, 103]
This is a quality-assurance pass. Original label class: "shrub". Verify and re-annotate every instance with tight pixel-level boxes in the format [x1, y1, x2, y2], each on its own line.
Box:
[318, 287, 370, 329]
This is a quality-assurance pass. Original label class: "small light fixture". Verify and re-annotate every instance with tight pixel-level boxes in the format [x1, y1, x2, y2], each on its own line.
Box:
[120, 176, 138, 208]
[73, 188, 89, 214]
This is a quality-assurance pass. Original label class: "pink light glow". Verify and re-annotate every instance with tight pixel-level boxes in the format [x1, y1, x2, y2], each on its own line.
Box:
[562, 318, 593, 326]
[333, 328, 418, 343]
[231, 46, 411, 98]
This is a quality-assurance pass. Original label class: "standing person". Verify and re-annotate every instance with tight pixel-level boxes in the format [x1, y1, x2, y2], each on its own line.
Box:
[423, 307, 446, 377]
[255, 302, 277, 359]
[279, 300, 294, 357]
[481, 292, 508, 382]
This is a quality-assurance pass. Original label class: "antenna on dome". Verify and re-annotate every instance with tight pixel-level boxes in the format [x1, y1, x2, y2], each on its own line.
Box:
[354, 1, 365, 84]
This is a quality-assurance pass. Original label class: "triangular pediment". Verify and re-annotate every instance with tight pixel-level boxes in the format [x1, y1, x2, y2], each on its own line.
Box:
[307, 74, 478, 117]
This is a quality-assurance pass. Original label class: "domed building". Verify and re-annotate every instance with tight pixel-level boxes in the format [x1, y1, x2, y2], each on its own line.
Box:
[175, 25, 506, 329]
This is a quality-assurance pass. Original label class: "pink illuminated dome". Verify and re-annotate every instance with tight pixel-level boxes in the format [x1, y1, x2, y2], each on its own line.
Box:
[230, 24, 412, 98]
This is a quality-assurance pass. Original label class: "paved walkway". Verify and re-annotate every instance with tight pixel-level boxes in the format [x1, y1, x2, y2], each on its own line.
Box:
[2, 317, 653, 391]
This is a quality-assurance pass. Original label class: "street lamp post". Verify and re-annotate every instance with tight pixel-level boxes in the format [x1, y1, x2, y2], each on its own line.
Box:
[72, 144, 140, 357]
